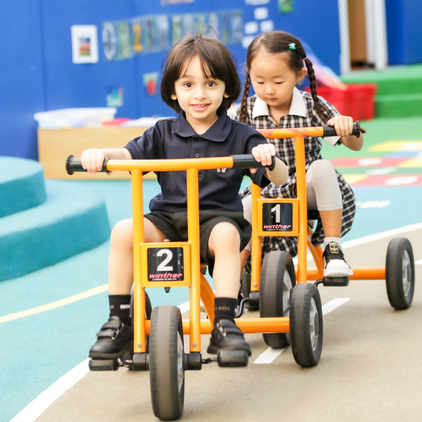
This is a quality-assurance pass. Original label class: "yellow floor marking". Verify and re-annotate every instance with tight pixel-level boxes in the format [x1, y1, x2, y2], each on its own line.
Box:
[0, 284, 108, 324]
[343, 174, 368, 184]
[397, 157, 422, 168]
[369, 141, 422, 152]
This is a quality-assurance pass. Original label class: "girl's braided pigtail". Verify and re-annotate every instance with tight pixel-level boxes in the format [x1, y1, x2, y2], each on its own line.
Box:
[304, 57, 328, 123]
[238, 72, 252, 124]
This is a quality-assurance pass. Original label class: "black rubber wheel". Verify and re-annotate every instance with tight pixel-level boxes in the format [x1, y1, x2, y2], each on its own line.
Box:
[149, 305, 185, 420]
[130, 288, 152, 320]
[290, 283, 323, 367]
[259, 251, 296, 348]
[385, 237, 415, 310]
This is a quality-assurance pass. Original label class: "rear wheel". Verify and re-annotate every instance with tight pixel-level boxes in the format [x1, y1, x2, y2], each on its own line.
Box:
[290, 283, 323, 367]
[149, 305, 184, 420]
[259, 251, 296, 348]
[386, 238, 415, 310]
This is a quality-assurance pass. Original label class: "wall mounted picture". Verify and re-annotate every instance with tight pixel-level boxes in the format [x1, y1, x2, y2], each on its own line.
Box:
[102, 22, 117, 61]
[117, 21, 132, 59]
[71, 25, 99, 64]
[131, 18, 143, 55]
[143, 72, 159, 96]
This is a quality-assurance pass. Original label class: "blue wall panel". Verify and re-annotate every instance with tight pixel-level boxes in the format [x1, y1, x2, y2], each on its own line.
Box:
[386, 0, 422, 65]
[0, 0, 45, 160]
[0, 0, 342, 160]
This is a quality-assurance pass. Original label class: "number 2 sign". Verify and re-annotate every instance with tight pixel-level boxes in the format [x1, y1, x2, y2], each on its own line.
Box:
[147, 247, 184, 281]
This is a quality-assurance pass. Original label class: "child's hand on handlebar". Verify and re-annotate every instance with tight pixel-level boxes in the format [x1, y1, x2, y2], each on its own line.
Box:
[250, 143, 276, 173]
[81, 149, 110, 174]
[327, 115, 354, 138]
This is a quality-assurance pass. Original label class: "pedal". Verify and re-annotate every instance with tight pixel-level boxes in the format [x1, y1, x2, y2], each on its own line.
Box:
[217, 350, 249, 368]
[322, 276, 349, 287]
[89, 358, 120, 371]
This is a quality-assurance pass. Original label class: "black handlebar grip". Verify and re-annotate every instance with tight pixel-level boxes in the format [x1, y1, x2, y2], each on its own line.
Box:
[232, 154, 275, 171]
[65, 155, 108, 175]
[322, 121, 361, 138]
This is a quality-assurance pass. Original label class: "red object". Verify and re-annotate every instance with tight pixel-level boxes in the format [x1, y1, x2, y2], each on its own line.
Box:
[307, 83, 377, 121]
[102, 118, 131, 127]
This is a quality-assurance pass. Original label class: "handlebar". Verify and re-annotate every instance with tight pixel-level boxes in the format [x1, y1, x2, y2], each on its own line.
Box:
[322, 121, 361, 138]
[258, 121, 361, 139]
[65, 154, 275, 175]
[65, 155, 109, 175]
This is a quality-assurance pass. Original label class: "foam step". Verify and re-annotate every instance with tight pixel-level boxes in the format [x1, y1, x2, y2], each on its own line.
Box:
[0, 180, 110, 281]
[376, 93, 422, 118]
[0, 157, 47, 218]
[341, 64, 422, 96]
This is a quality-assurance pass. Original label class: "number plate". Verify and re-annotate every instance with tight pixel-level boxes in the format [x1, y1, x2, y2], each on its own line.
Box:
[262, 203, 293, 232]
[147, 247, 184, 281]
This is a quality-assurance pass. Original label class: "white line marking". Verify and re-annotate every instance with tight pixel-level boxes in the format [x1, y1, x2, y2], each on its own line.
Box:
[322, 298, 350, 315]
[415, 259, 422, 265]
[10, 359, 90, 422]
[178, 301, 190, 314]
[342, 221, 422, 249]
[254, 347, 286, 364]
[253, 298, 350, 365]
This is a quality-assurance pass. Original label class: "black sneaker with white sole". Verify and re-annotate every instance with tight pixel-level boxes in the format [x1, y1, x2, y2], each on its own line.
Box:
[323, 242, 353, 278]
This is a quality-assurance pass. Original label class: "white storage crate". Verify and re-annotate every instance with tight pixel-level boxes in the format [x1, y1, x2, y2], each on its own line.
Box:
[34, 108, 117, 129]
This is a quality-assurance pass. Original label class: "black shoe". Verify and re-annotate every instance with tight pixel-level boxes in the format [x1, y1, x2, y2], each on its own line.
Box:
[207, 319, 252, 356]
[89, 316, 133, 360]
[323, 242, 353, 278]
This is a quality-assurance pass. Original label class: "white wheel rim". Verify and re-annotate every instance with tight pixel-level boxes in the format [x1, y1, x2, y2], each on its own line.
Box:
[309, 298, 320, 350]
[402, 250, 411, 296]
[176, 332, 184, 393]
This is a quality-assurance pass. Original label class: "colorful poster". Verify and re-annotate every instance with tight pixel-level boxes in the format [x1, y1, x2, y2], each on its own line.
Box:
[71, 25, 99, 64]
[107, 86, 124, 107]
[143, 72, 159, 96]
[117, 21, 131, 59]
[131, 18, 143, 55]
[207, 12, 220, 38]
[194, 13, 206, 35]
[156, 15, 170, 51]
[220, 11, 232, 44]
[278, 0, 294, 13]
[171, 15, 183, 45]
[183, 14, 194, 35]
[102, 22, 117, 61]
[142, 16, 157, 53]
[231, 11, 243, 43]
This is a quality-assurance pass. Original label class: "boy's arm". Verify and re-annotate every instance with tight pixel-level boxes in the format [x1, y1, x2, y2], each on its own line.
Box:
[81, 147, 131, 173]
[251, 143, 288, 186]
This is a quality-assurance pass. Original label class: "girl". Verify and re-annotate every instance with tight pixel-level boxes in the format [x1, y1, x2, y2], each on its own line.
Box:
[236, 31, 363, 278]
[82, 33, 288, 365]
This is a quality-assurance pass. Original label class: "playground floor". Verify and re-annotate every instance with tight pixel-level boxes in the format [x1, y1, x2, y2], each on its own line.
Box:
[2, 115, 422, 422]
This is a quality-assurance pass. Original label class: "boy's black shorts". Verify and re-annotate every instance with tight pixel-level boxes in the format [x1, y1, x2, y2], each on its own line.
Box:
[145, 210, 251, 270]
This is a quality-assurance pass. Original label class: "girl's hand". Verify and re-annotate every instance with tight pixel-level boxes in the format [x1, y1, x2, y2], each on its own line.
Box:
[251, 143, 276, 172]
[81, 148, 109, 174]
[327, 115, 353, 138]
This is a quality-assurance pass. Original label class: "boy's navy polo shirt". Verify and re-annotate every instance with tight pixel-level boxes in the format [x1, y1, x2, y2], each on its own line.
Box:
[125, 109, 273, 214]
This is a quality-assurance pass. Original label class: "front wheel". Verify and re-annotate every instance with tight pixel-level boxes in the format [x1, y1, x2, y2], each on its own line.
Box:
[385, 238, 415, 310]
[290, 283, 323, 367]
[149, 305, 185, 420]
